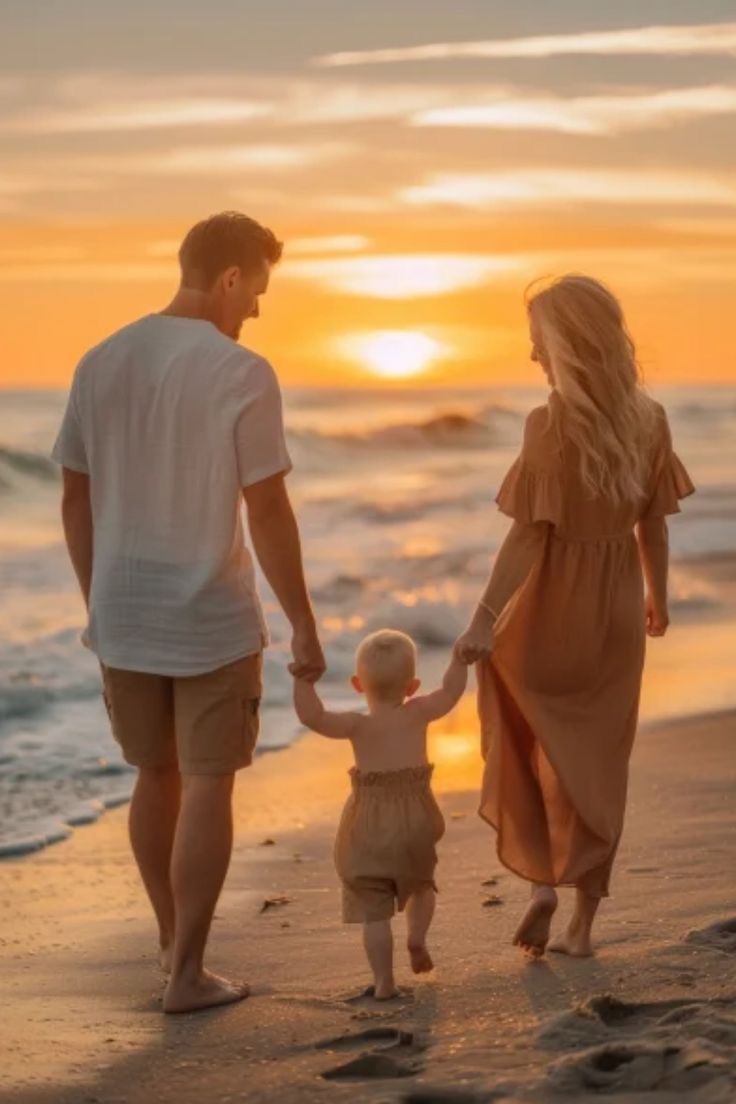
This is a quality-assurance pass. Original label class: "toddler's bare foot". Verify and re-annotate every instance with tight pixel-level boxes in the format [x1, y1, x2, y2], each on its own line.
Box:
[549, 928, 594, 957]
[513, 886, 558, 958]
[373, 980, 399, 1000]
[163, 968, 250, 1014]
[408, 942, 434, 974]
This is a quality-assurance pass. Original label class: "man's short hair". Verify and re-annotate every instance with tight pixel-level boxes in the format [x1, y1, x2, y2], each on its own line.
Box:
[178, 212, 283, 290]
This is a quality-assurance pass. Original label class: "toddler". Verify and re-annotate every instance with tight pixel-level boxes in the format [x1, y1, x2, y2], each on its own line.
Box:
[293, 629, 467, 999]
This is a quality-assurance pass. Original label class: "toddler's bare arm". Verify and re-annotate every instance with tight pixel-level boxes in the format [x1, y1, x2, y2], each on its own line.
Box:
[293, 678, 361, 739]
[409, 654, 468, 722]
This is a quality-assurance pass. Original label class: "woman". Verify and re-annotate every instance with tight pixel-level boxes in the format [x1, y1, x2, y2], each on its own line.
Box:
[457, 275, 694, 957]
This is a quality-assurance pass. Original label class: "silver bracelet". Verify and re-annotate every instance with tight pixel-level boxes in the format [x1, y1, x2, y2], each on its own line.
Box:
[478, 598, 500, 620]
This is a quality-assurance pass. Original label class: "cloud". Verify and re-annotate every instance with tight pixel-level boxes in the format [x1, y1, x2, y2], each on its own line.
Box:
[399, 170, 736, 209]
[2, 247, 733, 292]
[315, 22, 736, 67]
[0, 246, 86, 262]
[0, 73, 470, 136]
[82, 142, 353, 175]
[1, 98, 271, 134]
[0, 263, 175, 284]
[281, 253, 526, 298]
[286, 235, 370, 255]
[412, 86, 736, 136]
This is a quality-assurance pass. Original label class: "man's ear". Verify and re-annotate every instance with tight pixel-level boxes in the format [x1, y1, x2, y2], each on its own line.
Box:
[405, 677, 421, 698]
[351, 674, 363, 694]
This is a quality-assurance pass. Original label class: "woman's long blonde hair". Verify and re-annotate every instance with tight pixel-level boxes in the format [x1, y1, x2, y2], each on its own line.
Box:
[527, 274, 657, 505]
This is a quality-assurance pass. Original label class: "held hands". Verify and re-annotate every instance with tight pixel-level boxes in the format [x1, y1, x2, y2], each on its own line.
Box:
[645, 594, 669, 637]
[455, 604, 496, 665]
[288, 619, 326, 682]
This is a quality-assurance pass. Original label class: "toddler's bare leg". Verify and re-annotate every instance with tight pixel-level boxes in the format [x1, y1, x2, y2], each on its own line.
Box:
[362, 919, 397, 999]
[406, 887, 435, 973]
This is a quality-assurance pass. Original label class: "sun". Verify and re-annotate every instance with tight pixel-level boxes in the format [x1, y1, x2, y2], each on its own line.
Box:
[337, 330, 447, 380]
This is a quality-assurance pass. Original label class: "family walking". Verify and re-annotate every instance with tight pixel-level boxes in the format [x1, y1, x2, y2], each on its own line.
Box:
[52, 211, 694, 1013]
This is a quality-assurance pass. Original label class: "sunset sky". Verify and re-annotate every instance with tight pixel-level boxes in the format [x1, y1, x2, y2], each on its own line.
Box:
[2, 0, 735, 387]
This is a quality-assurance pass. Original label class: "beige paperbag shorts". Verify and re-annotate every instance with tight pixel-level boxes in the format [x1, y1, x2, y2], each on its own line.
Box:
[335, 763, 445, 923]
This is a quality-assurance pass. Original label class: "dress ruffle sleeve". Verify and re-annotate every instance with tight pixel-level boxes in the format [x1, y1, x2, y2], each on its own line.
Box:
[642, 450, 695, 518]
[495, 406, 563, 526]
[495, 457, 563, 526]
[642, 410, 695, 518]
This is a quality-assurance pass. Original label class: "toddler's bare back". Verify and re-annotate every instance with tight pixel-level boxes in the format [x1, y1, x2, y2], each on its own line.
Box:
[348, 701, 429, 774]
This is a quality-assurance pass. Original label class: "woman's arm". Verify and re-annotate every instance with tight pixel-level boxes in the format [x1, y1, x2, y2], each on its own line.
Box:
[456, 520, 548, 663]
[636, 516, 670, 636]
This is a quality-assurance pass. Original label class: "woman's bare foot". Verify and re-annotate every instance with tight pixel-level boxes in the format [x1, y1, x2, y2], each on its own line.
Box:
[163, 968, 250, 1014]
[513, 886, 558, 957]
[407, 942, 434, 974]
[159, 944, 173, 974]
[548, 929, 594, 957]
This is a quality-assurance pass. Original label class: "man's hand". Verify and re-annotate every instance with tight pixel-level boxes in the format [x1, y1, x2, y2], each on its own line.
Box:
[289, 621, 326, 682]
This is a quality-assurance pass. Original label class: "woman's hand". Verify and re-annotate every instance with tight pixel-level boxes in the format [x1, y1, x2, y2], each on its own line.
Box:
[455, 605, 496, 664]
[645, 594, 669, 637]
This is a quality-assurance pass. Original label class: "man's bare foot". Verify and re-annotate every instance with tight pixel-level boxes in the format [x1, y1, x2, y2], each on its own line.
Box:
[548, 929, 594, 957]
[408, 942, 434, 974]
[163, 969, 250, 1014]
[513, 887, 558, 957]
[159, 944, 173, 974]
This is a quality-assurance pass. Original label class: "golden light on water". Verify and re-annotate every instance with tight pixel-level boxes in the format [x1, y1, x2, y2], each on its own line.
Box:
[337, 330, 448, 380]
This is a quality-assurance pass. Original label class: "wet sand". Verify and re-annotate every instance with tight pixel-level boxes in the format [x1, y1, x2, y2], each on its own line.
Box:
[2, 702, 735, 1104]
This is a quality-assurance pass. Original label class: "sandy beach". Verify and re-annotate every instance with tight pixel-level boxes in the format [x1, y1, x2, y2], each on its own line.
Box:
[2, 697, 735, 1104]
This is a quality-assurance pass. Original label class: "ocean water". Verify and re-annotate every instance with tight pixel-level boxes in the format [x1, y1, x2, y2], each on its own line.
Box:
[1, 384, 734, 857]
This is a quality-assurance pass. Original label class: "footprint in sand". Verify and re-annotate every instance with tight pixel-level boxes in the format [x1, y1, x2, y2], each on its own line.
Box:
[537, 993, 736, 1052]
[547, 1039, 731, 1095]
[686, 917, 736, 954]
[402, 1090, 502, 1103]
[342, 985, 414, 1005]
[317, 1026, 424, 1081]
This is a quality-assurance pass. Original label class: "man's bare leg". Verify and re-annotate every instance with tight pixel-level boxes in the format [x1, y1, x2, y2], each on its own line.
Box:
[406, 888, 436, 974]
[549, 889, 599, 957]
[163, 773, 249, 1013]
[362, 920, 397, 1000]
[513, 883, 558, 957]
[128, 764, 181, 971]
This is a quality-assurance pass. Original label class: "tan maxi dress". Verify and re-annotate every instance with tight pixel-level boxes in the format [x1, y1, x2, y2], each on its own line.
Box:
[478, 400, 694, 897]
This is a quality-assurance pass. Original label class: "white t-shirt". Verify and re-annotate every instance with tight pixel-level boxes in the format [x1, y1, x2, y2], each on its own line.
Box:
[51, 314, 292, 676]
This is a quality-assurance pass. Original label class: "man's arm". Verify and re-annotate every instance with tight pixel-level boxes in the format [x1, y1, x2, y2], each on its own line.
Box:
[410, 654, 468, 722]
[61, 468, 93, 607]
[293, 679, 360, 739]
[243, 473, 325, 681]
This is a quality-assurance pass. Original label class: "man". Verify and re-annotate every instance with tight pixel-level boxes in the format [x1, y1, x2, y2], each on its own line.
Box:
[52, 211, 325, 1014]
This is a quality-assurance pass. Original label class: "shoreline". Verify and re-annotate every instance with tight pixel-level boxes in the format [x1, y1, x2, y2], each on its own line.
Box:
[0, 697, 731, 865]
[2, 703, 735, 1102]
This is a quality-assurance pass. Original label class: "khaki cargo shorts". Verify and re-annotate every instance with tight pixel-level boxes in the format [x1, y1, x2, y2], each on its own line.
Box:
[101, 653, 262, 775]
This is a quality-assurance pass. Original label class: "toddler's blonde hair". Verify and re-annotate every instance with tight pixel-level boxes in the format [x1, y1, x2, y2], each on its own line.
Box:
[355, 629, 416, 697]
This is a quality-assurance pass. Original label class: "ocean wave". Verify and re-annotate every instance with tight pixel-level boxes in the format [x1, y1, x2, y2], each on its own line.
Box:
[0, 674, 102, 726]
[0, 445, 58, 490]
[289, 407, 521, 452]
